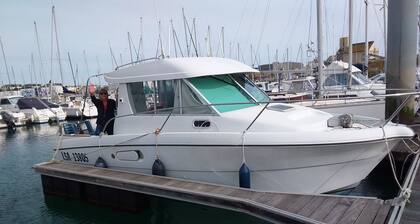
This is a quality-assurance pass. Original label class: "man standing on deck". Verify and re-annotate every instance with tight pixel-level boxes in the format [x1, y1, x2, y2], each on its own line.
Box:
[89, 86, 117, 135]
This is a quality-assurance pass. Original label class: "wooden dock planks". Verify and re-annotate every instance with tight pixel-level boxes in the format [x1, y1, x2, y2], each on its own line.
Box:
[33, 161, 390, 224]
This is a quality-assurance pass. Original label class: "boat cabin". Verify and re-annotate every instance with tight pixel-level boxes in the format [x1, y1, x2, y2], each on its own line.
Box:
[105, 57, 277, 134]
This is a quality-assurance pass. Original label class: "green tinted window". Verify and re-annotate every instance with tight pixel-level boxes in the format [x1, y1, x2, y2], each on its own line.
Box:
[188, 75, 256, 113]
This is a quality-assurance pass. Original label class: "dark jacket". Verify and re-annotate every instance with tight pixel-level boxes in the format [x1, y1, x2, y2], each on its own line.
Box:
[91, 95, 116, 134]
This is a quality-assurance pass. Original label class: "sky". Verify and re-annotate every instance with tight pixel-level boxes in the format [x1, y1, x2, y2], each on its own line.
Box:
[0, 0, 387, 85]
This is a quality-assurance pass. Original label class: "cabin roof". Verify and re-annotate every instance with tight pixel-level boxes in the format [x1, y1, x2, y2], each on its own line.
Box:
[324, 61, 361, 74]
[104, 57, 258, 84]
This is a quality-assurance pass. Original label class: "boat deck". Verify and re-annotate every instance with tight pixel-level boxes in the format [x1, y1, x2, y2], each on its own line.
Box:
[34, 161, 391, 224]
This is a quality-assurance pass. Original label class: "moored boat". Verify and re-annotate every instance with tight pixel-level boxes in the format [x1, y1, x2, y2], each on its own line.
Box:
[54, 57, 414, 194]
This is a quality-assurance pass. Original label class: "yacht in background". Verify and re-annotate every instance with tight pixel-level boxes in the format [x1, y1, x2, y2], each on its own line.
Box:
[61, 96, 98, 119]
[41, 99, 67, 121]
[15, 97, 52, 124]
[0, 96, 29, 126]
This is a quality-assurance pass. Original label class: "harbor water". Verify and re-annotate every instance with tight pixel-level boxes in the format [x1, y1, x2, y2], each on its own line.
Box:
[0, 122, 407, 224]
[0, 123, 270, 224]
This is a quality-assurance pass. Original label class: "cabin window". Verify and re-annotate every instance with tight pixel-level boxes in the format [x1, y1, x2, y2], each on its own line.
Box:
[188, 75, 256, 113]
[128, 79, 213, 115]
[174, 80, 214, 114]
[231, 74, 270, 102]
[155, 80, 175, 114]
[0, 99, 10, 105]
[324, 73, 360, 87]
[127, 81, 154, 113]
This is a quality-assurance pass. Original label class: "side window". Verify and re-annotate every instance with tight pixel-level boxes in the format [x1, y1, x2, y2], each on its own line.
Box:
[324, 75, 337, 86]
[155, 80, 175, 114]
[336, 73, 348, 85]
[0, 99, 10, 105]
[128, 79, 215, 115]
[127, 82, 154, 114]
[176, 80, 214, 114]
[127, 80, 177, 114]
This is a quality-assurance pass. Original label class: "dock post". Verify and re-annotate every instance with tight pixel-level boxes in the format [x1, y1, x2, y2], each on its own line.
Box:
[385, 0, 419, 123]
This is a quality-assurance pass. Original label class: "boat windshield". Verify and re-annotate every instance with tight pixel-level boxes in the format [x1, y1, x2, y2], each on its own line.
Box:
[17, 98, 48, 110]
[230, 74, 270, 102]
[41, 99, 60, 108]
[188, 74, 258, 113]
[353, 72, 371, 84]
[8, 97, 22, 105]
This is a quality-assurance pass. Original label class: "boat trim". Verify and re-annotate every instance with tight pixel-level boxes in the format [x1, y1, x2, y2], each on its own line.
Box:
[57, 136, 407, 151]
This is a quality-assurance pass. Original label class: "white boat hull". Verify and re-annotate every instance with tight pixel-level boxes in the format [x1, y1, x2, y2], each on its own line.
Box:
[57, 137, 400, 194]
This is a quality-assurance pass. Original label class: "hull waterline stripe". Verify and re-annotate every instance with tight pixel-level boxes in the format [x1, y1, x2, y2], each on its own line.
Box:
[57, 137, 407, 151]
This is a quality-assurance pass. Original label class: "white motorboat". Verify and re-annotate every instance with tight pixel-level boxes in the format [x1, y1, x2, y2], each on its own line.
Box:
[0, 107, 27, 129]
[54, 57, 414, 194]
[14, 97, 51, 124]
[61, 96, 98, 119]
[0, 96, 30, 126]
[41, 99, 67, 121]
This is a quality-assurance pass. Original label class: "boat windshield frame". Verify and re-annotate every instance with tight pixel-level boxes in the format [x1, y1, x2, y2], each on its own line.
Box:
[353, 72, 371, 85]
[187, 73, 269, 113]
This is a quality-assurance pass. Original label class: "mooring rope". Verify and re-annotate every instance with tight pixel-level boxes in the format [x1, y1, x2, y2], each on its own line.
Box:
[381, 127, 413, 203]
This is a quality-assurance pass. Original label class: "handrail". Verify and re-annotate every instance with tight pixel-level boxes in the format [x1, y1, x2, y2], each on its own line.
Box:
[114, 57, 160, 71]
[80, 73, 104, 122]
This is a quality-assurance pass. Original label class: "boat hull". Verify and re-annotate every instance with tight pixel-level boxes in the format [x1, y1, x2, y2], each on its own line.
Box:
[56, 138, 400, 194]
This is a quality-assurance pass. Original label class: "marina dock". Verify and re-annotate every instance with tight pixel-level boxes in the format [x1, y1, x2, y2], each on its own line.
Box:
[34, 161, 392, 224]
[388, 152, 420, 224]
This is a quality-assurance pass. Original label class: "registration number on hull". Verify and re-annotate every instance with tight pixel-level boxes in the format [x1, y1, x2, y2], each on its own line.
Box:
[60, 151, 89, 163]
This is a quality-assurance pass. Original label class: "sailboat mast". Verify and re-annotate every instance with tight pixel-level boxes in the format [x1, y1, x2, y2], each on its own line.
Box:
[182, 8, 190, 56]
[383, 0, 387, 73]
[52, 6, 64, 84]
[364, 0, 369, 77]
[0, 36, 11, 86]
[316, 0, 325, 98]
[128, 32, 133, 63]
[67, 52, 76, 87]
[170, 20, 178, 57]
[348, 0, 353, 88]
[10, 66, 16, 86]
[31, 53, 38, 84]
[207, 26, 212, 57]
[34, 21, 45, 84]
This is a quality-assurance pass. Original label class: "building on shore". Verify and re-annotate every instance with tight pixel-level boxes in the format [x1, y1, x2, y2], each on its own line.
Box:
[328, 37, 385, 76]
